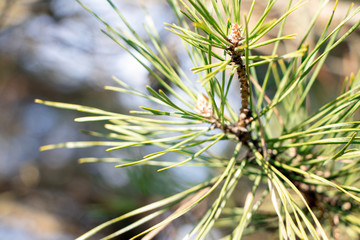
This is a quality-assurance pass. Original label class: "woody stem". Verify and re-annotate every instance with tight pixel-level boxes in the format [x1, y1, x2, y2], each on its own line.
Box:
[237, 59, 249, 114]
[230, 48, 251, 129]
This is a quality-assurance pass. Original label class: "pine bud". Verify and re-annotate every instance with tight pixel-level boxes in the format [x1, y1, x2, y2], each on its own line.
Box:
[228, 23, 242, 46]
[195, 93, 214, 119]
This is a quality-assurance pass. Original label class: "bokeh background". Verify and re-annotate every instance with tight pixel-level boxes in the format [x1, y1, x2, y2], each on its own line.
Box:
[0, 0, 359, 239]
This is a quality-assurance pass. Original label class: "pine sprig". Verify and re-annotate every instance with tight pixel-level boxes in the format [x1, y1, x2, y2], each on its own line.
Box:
[36, 0, 360, 239]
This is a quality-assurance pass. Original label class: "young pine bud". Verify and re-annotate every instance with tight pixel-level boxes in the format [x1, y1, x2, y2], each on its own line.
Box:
[195, 93, 214, 120]
[228, 23, 242, 47]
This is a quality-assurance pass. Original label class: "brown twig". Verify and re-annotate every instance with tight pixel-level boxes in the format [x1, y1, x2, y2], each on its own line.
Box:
[195, 24, 261, 149]
[226, 24, 254, 133]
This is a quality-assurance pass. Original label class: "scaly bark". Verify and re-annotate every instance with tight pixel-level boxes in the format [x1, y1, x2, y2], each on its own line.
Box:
[227, 23, 253, 132]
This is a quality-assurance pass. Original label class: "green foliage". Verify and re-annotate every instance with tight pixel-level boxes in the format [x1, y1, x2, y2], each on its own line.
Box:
[37, 0, 360, 239]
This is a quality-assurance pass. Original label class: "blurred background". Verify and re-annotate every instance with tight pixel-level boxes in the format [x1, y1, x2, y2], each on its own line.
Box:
[0, 0, 358, 239]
